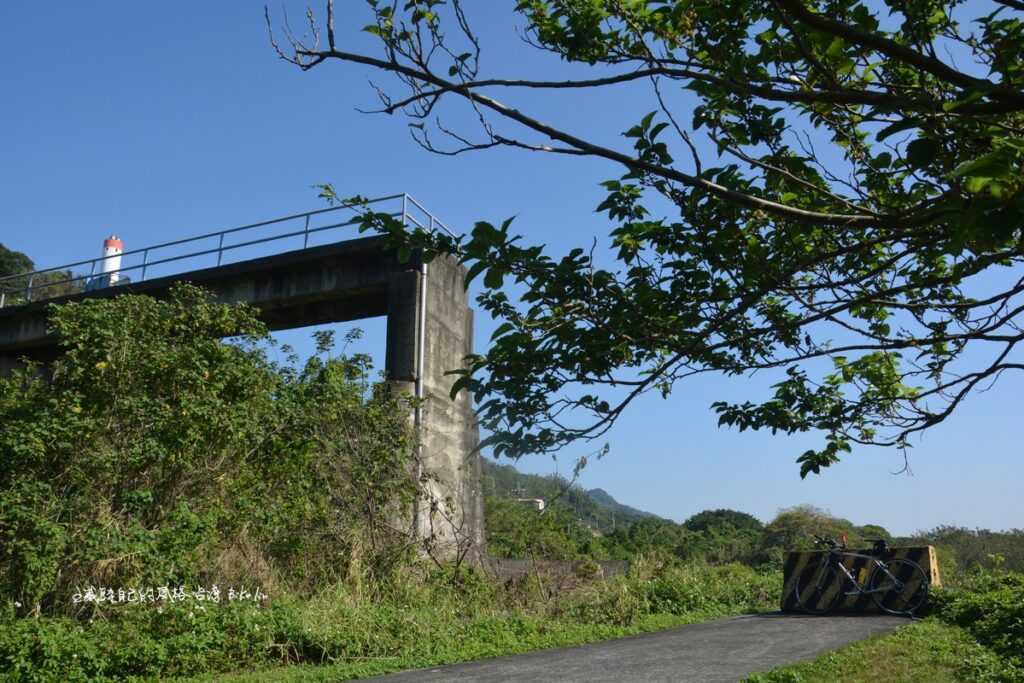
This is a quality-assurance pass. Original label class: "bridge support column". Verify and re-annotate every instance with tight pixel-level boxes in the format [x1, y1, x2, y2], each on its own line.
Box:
[386, 254, 483, 562]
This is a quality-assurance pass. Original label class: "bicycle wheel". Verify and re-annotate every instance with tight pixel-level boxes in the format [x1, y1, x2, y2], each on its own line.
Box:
[869, 558, 929, 615]
[795, 555, 843, 615]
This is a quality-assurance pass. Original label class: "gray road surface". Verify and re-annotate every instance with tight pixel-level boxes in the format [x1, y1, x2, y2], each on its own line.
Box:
[358, 613, 907, 682]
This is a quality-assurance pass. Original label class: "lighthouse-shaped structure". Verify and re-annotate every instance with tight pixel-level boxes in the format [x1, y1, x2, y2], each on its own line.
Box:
[99, 235, 123, 285]
[85, 235, 124, 291]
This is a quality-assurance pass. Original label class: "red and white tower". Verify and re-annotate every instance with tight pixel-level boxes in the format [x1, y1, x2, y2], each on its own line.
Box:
[100, 235, 123, 284]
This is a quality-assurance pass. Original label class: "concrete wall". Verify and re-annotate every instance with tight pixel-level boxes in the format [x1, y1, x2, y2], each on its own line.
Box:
[0, 237, 483, 560]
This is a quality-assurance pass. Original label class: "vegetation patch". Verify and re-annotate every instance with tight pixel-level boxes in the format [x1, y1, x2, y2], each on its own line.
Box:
[2, 286, 1021, 682]
[0, 562, 780, 681]
[745, 619, 1020, 683]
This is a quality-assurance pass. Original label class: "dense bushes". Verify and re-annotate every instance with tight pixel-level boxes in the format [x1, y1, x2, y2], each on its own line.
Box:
[484, 495, 898, 571]
[0, 284, 418, 617]
[930, 568, 1024, 677]
[484, 497, 607, 561]
[906, 526, 1024, 576]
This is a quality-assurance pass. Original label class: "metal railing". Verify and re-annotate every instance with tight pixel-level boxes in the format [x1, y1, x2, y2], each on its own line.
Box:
[0, 193, 456, 309]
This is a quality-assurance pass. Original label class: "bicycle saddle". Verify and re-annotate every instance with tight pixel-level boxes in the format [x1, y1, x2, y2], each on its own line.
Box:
[865, 538, 890, 554]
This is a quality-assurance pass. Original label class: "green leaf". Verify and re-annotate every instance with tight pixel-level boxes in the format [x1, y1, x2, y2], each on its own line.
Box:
[650, 122, 670, 140]
[950, 148, 1015, 179]
[965, 176, 993, 193]
[906, 138, 940, 168]
[483, 266, 505, 289]
[449, 374, 472, 400]
[825, 37, 846, 58]
[490, 322, 516, 341]
[876, 119, 922, 142]
[463, 261, 488, 288]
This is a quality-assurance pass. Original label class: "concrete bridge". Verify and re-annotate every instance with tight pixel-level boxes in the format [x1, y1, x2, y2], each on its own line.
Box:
[0, 196, 484, 559]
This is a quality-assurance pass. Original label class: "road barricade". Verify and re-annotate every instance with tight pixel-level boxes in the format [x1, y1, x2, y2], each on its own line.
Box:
[781, 546, 941, 613]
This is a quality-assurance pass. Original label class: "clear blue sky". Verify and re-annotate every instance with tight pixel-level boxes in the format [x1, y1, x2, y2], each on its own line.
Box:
[1, 2, 1019, 535]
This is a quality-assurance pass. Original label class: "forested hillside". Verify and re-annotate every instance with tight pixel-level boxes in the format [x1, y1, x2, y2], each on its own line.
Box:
[481, 459, 660, 534]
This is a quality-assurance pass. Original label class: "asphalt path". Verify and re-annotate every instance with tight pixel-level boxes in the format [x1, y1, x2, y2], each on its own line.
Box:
[358, 613, 908, 682]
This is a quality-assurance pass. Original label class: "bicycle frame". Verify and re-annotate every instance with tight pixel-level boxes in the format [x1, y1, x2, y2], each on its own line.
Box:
[820, 549, 903, 596]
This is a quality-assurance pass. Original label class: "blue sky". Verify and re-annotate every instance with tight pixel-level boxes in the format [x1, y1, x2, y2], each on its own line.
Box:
[1, 2, 1019, 535]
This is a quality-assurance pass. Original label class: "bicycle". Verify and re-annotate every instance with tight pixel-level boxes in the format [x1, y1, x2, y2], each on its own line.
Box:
[794, 534, 930, 616]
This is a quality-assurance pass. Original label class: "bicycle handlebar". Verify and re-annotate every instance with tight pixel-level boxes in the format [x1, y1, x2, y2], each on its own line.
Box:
[811, 534, 889, 553]
[812, 534, 841, 549]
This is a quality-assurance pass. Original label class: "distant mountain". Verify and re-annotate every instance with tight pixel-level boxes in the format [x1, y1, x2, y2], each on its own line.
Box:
[481, 458, 661, 532]
[585, 487, 662, 523]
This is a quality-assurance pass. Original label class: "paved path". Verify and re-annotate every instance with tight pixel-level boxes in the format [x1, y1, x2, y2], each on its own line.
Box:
[359, 613, 907, 682]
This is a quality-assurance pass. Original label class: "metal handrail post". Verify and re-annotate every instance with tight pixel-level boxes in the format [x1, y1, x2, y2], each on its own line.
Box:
[402, 194, 408, 228]
[303, 215, 310, 249]
[141, 250, 149, 281]
[25, 274, 34, 303]
[217, 234, 225, 266]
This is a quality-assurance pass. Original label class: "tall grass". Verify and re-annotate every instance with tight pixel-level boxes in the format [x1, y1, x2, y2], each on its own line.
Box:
[0, 560, 781, 681]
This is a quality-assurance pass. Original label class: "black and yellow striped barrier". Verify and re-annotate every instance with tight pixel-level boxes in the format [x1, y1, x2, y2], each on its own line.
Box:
[781, 546, 941, 613]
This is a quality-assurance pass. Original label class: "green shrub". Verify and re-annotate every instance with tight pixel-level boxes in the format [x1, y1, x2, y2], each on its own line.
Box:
[0, 284, 418, 616]
[931, 569, 1024, 669]
[746, 619, 1022, 683]
[0, 601, 294, 680]
[555, 562, 780, 626]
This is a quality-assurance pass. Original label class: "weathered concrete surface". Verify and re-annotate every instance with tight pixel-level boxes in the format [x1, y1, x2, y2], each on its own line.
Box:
[0, 236, 483, 558]
[358, 613, 908, 682]
[386, 253, 484, 557]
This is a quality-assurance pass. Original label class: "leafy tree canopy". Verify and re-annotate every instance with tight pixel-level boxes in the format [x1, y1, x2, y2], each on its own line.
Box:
[0, 244, 81, 302]
[0, 244, 33, 295]
[272, 0, 1024, 476]
[683, 509, 764, 533]
[760, 504, 889, 552]
[0, 244, 33, 279]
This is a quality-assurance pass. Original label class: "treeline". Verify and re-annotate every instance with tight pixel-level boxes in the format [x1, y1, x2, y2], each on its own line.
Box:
[901, 526, 1024, 577]
[0, 243, 82, 303]
[485, 489, 891, 570]
[484, 462, 1024, 578]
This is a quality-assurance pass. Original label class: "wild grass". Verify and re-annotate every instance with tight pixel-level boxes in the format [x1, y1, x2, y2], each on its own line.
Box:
[0, 561, 780, 682]
[744, 619, 1019, 683]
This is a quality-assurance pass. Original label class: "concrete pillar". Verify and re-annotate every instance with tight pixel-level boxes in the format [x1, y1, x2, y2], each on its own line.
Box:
[385, 254, 483, 562]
